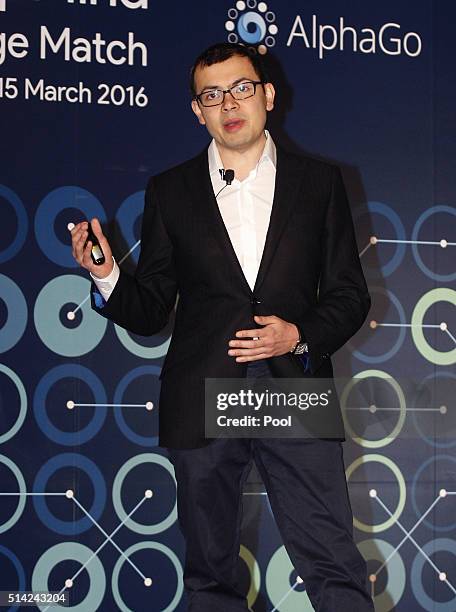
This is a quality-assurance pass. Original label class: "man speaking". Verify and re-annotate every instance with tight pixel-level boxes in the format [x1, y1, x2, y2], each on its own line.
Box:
[71, 43, 373, 612]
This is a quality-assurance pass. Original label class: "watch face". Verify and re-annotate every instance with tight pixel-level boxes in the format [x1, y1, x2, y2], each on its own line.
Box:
[294, 343, 308, 355]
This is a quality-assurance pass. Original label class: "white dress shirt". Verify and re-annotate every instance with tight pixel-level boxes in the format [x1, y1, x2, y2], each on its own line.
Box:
[92, 130, 276, 298]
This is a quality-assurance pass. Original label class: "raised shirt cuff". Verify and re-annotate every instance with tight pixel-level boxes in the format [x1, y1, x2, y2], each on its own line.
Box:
[90, 257, 119, 301]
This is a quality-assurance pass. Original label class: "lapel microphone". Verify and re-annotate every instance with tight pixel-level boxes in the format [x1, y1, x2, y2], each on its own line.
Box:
[215, 168, 235, 198]
[219, 168, 235, 185]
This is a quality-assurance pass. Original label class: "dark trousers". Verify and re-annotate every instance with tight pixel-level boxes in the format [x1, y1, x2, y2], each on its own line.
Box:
[168, 360, 373, 612]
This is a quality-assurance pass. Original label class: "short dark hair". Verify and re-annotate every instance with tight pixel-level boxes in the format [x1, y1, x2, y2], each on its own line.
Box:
[189, 42, 269, 97]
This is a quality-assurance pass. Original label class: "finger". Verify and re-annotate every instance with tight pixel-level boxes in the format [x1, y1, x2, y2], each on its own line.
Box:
[81, 240, 93, 268]
[235, 328, 266, 338]
[90, 217, 103, 239]
[90, 218, 107, 248]
[235, 353, 270, 362]
[229, 338, 266, 348]
[70, 221, 88, 238]
[71, 224, 87, 245]
[90, 217, 112, 257]
[228, 346, 267, 357]
[74, 229, 89, 262]
[72, 226, 87, 249]
[254, 315, 277, 324]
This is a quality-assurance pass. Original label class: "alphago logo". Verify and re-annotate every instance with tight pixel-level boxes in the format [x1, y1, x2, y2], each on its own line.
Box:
[225, 1, 278, 55]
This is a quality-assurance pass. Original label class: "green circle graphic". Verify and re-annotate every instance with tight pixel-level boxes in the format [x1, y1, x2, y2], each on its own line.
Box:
[341, 370, 406, 448]
[345, 454, 406, 533]
[112, 453, 177, 534]
[0, 454, 27, 533]
[411, 288, 456, 365]
[0, 364, 27, 444]
[31, 541, 106, 611]
[111, 541, 183, 612]
[265, 545, 314, 611]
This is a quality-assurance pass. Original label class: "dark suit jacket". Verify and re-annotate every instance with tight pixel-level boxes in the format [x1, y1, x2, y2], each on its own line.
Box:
[92, 143, 371, 449]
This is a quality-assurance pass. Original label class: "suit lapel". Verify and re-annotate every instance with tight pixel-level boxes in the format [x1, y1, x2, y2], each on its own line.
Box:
[183, 143, 304, 297]
[253, 146, 303, 294]
[183, 147, 253, 296]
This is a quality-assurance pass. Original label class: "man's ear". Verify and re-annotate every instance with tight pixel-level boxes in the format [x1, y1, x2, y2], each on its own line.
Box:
[191, 99, 206, 125]
[264, 83, 275, 112]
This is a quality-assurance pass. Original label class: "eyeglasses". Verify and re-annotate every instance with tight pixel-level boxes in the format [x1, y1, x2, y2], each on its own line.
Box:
[194, 80, 263, 107]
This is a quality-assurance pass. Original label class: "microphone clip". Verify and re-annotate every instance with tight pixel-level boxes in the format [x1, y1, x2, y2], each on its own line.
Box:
[219, 168, 235, 186]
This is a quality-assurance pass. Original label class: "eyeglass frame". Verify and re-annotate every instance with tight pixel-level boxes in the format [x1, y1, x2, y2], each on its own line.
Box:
[193, 80, 265, 107]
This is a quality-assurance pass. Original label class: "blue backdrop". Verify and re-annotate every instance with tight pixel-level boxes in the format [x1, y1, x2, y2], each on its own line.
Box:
[1, 1, 456, 610]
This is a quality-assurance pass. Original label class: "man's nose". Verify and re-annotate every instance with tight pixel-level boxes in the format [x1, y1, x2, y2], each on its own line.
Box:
[222, 92, 240, 112]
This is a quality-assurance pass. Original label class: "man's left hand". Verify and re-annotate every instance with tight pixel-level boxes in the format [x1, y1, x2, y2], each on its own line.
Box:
[228, 315, 300, 362]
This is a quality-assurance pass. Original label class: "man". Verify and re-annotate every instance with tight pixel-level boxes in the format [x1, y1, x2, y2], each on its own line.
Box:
[71, 43, 373, 611]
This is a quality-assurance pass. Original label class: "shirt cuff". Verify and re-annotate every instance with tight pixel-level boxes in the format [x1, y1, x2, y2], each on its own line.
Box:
[90, 257, 119, 301]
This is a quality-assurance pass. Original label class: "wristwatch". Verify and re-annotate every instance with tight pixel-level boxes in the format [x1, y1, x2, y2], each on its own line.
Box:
[290, 325, 309, 355]
[293, 341, 309, 355]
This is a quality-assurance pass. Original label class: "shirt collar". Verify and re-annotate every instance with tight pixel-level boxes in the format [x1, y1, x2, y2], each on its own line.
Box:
[208, 129, 277, 179]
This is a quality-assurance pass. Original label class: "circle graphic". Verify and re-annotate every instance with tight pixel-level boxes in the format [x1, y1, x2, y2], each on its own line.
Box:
[32, 542, 106, 612]
[412, 372, 456, 448]
[34, 364, 107, 445]
[345, 454, 406, 532]
[356, 201, 406, 277]
[0, 185, 28, 264]
[411, 288, 456, 366]
[0, 364, 27, 444]
[239, 545, 261, 609]
[34, 275, 107, 357]
[113, 366, 160, 446]
[0, 455, 27, 534]
[348, 287, 406, 364]
[114, 324, 170, 359]
[112, 453, 177, 535]
[0, 545, 26, 607]
[357, 538, 406, 611]
[33, 453, 106, 535]
[412, 205, 456, 281]
[34, 186, 106, 267]
[111, 541, 183, 612]
[0, 275, 28, 353]
[411, 455, 456, 532]
[266, 545, 313, 611]
[341, 370, 406, 448]
[410, 538, 456, 611]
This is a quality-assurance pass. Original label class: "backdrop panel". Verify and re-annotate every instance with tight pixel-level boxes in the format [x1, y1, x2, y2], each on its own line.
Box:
[1, 1, 455, 610]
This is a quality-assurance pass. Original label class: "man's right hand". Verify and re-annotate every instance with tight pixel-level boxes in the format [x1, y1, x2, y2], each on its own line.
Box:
[70, 217, 114, 278]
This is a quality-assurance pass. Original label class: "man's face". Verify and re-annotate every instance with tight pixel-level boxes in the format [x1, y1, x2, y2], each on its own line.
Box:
[191, 55, 275, 153]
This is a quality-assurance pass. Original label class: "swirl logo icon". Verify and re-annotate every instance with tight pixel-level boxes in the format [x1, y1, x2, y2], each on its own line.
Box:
[225, 0, 278, 54]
